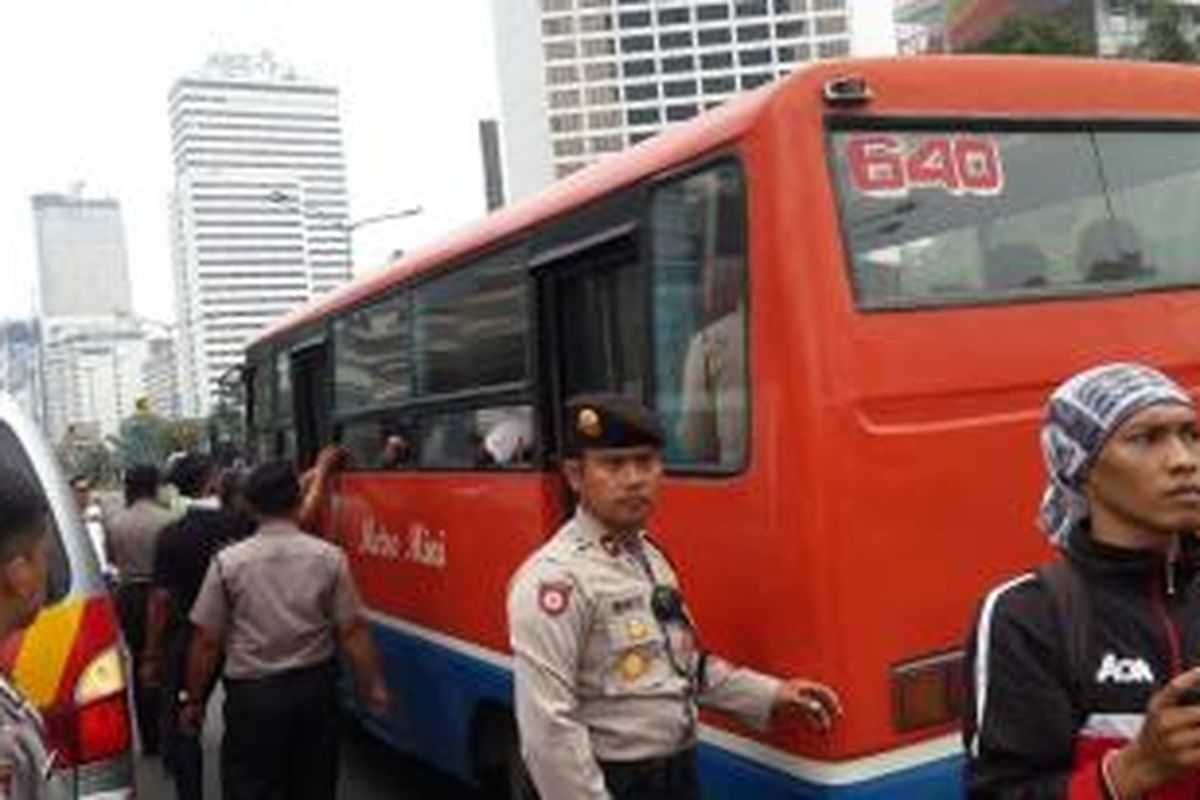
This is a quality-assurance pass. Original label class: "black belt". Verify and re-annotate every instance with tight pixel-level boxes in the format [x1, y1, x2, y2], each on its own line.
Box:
[224, 658, 338, 690]
[598, 747, 698, 791]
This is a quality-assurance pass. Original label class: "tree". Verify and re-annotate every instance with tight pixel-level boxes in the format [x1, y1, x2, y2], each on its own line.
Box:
[110, 403, 172, 468]
[968, 14, 1095, 56]
[1133, 0, 1197, 62]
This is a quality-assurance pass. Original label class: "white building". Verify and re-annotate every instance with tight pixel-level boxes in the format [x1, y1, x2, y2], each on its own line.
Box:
[41, 316, 150, 443]
[142, 326, 179, 419]
[492, 0, 895, 201]
[31, 192, 134, 319]
[169, 52, 350, 416]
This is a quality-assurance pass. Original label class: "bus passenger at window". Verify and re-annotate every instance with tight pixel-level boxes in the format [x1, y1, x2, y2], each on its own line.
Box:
[1078, 218, 1152, 283]
[298, 444, 346, 533]
[676, 253, 747, 468]
[380, 434, 412, 470]
[508, 394, 841, 800]
[964, 363, 1200, 798]
[480, 407, 534, 467]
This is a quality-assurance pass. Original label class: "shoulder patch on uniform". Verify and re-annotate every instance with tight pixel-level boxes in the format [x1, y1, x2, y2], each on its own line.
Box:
[538, 581, 573, 616]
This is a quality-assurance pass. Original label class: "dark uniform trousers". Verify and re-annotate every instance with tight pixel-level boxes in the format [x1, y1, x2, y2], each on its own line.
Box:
[115, 579, 160, 756]
[161, 627, 205, 800]
[222, 659, 340, 800]
[599, 748, 701, 800]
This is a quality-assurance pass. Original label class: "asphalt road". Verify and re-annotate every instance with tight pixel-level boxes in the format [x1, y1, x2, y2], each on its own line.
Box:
[134, 686, 481, 799]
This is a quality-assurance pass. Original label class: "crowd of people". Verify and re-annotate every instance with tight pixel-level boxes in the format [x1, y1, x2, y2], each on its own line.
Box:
[5, 359, 1200, 798]
[47, 449, 385, 800]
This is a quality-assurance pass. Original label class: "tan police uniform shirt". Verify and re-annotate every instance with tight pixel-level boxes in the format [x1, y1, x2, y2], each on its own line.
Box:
[104, 499, 173, 582]
[190, 519, 363, 680]
[677, 308, 747, 469]
[508, 508, 780, 800]
[0, 673, 63, 800]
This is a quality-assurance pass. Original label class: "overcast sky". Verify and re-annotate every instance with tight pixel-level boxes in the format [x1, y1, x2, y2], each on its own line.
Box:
[0, 0, 894, 324]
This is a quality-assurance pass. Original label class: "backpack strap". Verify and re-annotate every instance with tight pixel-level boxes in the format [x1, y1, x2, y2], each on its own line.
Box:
[1036, 559, 1091, 726]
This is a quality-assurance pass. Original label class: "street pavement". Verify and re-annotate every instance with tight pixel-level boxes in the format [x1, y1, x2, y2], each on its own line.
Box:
[134, 686, 480, 799]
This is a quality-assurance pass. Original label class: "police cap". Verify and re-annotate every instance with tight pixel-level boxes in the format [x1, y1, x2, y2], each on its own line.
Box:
[565, 393, 665, 456]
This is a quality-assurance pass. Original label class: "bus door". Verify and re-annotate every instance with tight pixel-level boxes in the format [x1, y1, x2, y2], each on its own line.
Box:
[533, 222, 646, 458]
[289, 339, 331, 471]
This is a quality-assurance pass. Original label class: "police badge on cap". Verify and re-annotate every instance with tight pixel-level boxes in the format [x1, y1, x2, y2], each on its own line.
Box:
[565, 393, 665, 456]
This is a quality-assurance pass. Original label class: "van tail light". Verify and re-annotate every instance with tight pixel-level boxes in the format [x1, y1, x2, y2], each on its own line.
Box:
[75, 692, 131, 763]
[890, 650, 964, 733]
[44, 646, 131, 767]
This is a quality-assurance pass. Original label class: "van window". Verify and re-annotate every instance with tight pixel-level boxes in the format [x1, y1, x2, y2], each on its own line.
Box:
[0, 423, 69, 603]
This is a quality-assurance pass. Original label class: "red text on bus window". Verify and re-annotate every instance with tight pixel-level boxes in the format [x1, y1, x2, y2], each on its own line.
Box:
[844, 134, 1005, 199]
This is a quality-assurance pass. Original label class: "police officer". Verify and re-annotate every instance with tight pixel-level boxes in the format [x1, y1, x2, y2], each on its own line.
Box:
[0, 466, 61, 798]
[182, 460, 389, 800]
[104, 463, 172, 756]
[508, 394, 842, 800]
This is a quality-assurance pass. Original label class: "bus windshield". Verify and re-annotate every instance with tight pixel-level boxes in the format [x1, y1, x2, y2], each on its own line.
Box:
[830, 125, 1200, 309]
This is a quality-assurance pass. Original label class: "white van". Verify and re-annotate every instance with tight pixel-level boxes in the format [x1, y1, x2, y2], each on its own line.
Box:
[0, 394, 135, 797]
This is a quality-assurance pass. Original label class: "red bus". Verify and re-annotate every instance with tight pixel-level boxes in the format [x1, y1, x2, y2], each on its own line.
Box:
[246, 56, 1200, 797]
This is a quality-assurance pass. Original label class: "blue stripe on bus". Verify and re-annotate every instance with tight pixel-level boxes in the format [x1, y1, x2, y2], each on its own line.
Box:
[354, 618, 965, 798]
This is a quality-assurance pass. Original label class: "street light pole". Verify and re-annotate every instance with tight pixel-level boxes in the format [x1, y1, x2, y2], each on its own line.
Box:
[265, 191, 422, 264]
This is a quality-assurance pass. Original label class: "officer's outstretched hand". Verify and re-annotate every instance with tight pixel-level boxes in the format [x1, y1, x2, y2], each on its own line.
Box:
[772, 678, 842, 733]
[364, 679, 391, 718]
[1108, 666, 1200, 797]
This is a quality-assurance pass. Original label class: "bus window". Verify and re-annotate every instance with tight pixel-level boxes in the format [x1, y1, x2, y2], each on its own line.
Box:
[415, 405, 535, 470]
[290, 342, 330, 471]
[249, 355, 276, 462]
[830, 127, 1200, 308]
[545, 233, 645, 400]
[651, 162, 748, 470]
[340, 414, 417, 471]
[412, 246, 528, 397]
[333, 294, 413, 414]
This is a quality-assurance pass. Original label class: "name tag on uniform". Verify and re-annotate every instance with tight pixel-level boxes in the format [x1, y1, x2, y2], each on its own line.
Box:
[611, 595, 646, 616]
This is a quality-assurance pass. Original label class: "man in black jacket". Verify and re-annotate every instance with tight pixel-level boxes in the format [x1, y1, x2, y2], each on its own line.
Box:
[964, 362, 1200, 798]
[142, 456, 253, 800]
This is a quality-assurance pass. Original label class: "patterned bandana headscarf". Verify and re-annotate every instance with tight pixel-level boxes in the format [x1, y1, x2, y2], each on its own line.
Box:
[1040, 362, 1192, 547]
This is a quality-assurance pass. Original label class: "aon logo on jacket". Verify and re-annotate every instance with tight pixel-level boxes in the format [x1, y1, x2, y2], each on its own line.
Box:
[1095, 653, 1155, 685]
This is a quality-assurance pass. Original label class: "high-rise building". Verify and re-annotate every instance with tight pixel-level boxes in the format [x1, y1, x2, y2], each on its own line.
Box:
[492, 0, 893, 201]
[31, 191, 133, 318]
[41, 317, 150, 443]
[169, 52, 350, 416]
[895, 0, 1200, 55]
[142, 326, 180, 419]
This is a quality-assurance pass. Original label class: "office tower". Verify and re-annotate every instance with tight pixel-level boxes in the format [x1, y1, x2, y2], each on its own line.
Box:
[493, 0, 890, 201]
[169, 52, 349, 415]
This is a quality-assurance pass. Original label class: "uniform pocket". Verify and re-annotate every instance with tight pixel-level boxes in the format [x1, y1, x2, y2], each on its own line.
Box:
[603, 610, 670, 693]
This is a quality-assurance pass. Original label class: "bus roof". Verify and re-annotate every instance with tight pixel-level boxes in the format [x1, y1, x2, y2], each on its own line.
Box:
[254, 55, 1200, 346]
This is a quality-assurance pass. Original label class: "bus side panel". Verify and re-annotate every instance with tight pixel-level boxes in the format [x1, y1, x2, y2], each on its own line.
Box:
[357, 616, 514, 779]
[331, 471, 556, 779]
[825, 293, 1200, 760]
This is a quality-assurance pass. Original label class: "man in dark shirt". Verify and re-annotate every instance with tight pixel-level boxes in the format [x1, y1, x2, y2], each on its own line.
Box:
[141, 456, 253, 800]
